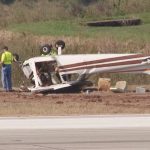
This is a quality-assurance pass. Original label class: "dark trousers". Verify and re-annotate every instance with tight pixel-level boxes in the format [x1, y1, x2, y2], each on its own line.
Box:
[1, 64, 12, 91]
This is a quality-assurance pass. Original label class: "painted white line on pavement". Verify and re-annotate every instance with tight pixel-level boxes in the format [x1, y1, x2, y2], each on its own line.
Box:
[0, 115, 150, 129]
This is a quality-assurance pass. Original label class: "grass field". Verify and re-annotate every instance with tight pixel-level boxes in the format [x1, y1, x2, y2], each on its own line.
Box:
[8, 12, 150, 42]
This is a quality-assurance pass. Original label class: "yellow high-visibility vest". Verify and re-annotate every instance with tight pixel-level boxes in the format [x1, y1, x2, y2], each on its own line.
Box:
[41, 49, 57, 56]
[50, 49, 57, 56]
[1, 51, 13, 64]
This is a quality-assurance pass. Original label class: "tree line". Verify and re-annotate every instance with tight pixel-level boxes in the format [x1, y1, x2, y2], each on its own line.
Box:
[0, 0, 101, 5]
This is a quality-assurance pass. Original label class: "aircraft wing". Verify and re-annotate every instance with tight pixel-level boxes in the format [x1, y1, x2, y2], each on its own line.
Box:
[51, 83, 71, 90]
[28, 83, 71, 93]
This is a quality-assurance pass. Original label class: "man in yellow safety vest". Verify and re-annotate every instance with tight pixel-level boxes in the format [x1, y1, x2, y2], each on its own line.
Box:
[0, 46, 13, 92]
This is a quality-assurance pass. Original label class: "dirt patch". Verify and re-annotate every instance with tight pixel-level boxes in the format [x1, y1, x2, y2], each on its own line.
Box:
[0, 90, 150, 116]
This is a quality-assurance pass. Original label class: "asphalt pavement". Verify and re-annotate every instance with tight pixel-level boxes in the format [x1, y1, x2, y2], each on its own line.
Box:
[0, 128, 150, 150]
[0, 115, 150, 150]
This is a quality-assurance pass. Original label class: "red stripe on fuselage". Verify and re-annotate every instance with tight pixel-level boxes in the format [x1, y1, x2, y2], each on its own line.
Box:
[59, 59, 142, 72]
[59, 54, 143, 70]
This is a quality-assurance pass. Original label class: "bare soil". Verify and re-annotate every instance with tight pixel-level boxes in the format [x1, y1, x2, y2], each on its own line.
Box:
[0, 90, 150, 116]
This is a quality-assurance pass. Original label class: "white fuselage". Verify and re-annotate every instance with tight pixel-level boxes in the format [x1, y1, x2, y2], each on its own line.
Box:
[22, 53, 150, 92]
[57, 54, 150, 75]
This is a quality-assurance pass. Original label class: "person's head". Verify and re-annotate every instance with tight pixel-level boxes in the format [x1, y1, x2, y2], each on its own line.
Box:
[3, 46, 8, 51]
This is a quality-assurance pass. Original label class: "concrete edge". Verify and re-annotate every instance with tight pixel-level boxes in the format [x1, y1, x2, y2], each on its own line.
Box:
[0, 115, 150, 129]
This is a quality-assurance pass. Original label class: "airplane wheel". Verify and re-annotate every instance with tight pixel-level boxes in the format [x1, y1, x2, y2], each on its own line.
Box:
[40, 44, 52, 55]
[13, 53, 19, 62]
[55, 40, 65, 49]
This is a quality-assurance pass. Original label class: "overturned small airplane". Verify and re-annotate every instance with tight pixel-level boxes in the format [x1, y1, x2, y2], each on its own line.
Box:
[21, 40, 150, 93]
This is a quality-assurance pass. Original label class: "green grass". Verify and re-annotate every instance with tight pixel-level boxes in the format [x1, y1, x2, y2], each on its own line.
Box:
[84, 23, 150, 41]
[9, 20, 80, 36]
[8, 12, 150, 42]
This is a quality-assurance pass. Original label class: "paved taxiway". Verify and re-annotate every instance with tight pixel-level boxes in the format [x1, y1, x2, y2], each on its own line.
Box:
[0, 115, 150, 150]
[0, 128, 150, 150]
